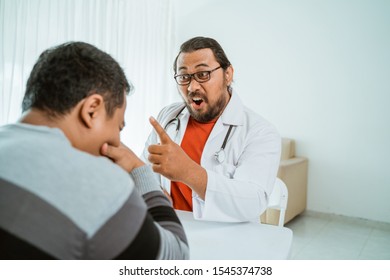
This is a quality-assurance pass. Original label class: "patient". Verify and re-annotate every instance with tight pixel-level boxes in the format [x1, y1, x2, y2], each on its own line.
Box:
[0, 42, 189, 259]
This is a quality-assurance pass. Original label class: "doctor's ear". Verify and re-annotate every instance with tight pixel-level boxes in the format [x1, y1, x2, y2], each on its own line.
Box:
[80, 94, 105, 128]
[225, 65, 234, 84]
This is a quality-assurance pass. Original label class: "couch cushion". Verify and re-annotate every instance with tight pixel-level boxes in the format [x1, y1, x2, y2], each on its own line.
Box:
[281, 138, 295, 160]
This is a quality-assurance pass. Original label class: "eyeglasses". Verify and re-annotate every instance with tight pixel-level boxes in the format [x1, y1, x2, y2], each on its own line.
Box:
[174, 66, 222, 86]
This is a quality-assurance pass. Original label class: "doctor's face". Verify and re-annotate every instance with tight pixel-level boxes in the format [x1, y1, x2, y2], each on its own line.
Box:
[175, 48, 233, 123]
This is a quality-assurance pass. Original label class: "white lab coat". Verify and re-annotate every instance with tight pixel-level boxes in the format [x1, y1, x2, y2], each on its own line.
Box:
[141, 92, 281, 222]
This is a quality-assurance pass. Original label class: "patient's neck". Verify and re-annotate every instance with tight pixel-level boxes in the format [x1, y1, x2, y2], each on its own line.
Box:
[19, 108, 64, 128]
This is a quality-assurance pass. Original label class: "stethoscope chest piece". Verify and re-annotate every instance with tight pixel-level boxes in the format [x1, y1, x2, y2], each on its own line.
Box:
[215, 148, 226, 164]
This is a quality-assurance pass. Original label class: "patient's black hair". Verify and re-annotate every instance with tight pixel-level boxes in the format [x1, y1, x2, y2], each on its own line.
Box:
[22, 41, 132, 117]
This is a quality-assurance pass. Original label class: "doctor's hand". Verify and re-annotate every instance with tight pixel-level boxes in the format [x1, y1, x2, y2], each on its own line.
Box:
[147, 117, 193, 182]
[101, 142, 145, 173]
[148, 117, 207, 199]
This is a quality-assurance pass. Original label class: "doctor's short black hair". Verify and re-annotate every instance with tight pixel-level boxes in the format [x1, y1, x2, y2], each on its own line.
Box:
[22, 41, 132, 117]
[173, 36, 232, 74]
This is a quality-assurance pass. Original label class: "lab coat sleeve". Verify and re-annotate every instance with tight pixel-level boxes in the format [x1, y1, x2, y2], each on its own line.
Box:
[140, 130, 156, 163]
[139, 111, 163, 185]
[192, 123, 281, 222]
[140, 130, 162, 187]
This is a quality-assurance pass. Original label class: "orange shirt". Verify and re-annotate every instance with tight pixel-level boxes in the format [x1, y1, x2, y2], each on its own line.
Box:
[171, 117, 217, 211]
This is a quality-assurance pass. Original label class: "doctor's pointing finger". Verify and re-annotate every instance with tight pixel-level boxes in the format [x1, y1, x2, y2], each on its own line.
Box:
[148, 117, 171, 144]
[147, 116, 207, 200]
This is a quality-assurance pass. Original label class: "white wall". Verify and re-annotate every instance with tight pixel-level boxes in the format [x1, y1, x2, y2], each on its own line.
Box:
[173, 0, 390, 223]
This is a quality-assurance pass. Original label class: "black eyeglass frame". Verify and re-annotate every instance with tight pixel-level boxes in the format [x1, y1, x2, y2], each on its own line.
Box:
[174, 66, 222, 86]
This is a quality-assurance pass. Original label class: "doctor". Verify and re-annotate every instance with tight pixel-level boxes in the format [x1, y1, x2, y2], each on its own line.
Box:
[143, 37, 281, 222]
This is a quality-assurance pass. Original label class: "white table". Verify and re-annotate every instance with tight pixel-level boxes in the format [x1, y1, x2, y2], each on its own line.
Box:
[176, 210, 293, 260]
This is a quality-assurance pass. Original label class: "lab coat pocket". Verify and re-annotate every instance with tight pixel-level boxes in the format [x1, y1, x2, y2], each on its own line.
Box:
[215, 163, 236, 179]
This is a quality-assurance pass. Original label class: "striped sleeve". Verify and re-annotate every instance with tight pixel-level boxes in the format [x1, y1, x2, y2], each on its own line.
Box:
[130, 165, 189, 259]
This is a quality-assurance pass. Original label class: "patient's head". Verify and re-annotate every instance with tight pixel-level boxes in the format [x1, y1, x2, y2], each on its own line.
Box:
[22, 41, 131, 117]
[21, 42, 132, 156]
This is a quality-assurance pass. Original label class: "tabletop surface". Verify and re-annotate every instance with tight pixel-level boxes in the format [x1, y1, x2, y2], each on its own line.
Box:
[176, 210, 293, 260]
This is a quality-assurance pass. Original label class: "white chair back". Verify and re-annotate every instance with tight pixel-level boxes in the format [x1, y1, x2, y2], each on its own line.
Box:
[267, 178, 288, 227]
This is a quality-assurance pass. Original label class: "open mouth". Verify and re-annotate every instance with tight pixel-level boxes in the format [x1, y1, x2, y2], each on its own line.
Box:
[192, 97, 203, 106]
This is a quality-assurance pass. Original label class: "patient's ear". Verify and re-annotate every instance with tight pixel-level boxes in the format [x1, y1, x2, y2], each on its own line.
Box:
[80, 94, 105, 129]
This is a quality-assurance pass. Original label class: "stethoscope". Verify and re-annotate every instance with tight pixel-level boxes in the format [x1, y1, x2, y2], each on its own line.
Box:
[164, 106, 234, 164]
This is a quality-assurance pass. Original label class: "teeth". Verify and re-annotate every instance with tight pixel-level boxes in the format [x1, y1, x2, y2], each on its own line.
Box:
[193, 98, 202, 101]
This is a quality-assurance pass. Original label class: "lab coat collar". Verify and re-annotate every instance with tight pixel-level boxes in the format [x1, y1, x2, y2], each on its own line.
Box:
[220, 90, 244, 126]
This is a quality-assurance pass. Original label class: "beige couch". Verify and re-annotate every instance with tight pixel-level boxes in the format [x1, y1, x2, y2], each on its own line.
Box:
[261, 138, 308, 225]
